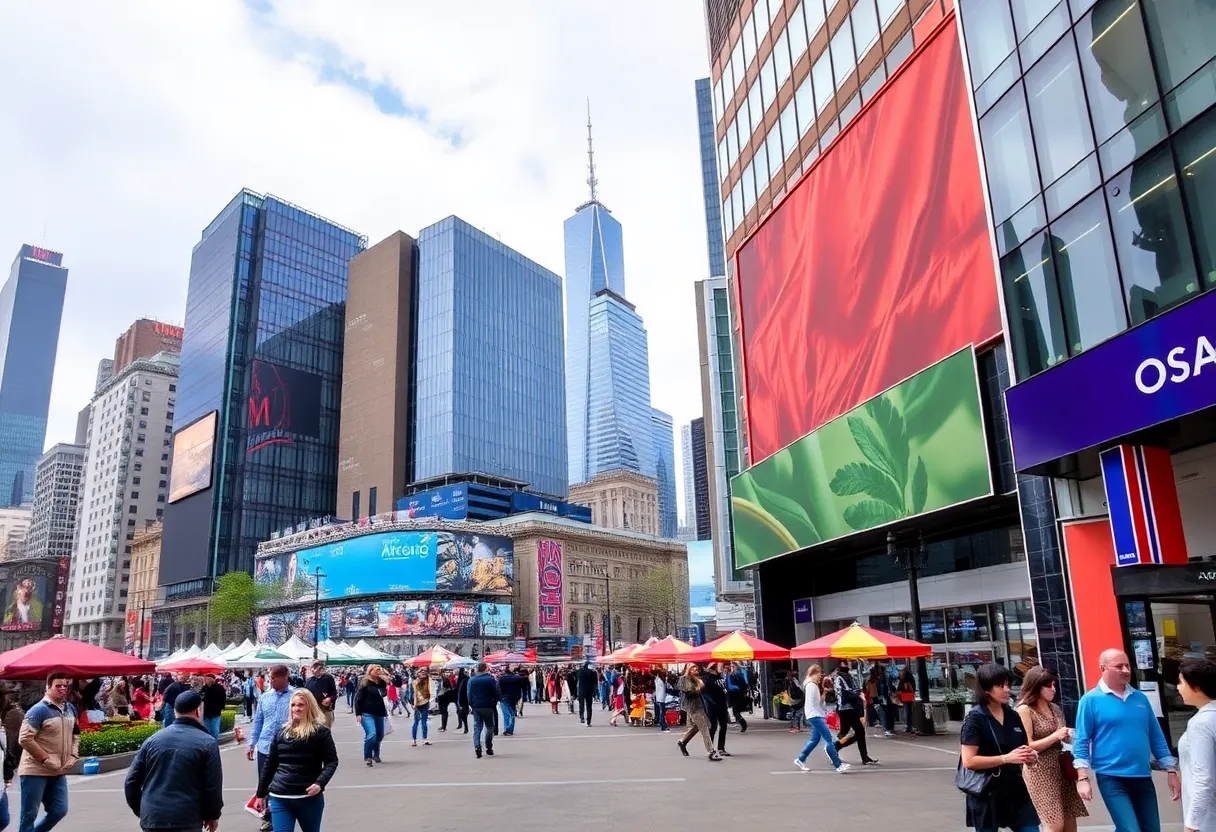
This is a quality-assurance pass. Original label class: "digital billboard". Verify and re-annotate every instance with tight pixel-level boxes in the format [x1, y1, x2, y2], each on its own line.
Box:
[168, 411, 217, 503]
[247, 359, 323, 455]
[257, 601, 510, 641]
[254, 530, 515, 603]
[536, 540, 563, 632]
[734, 17, 1000, 467]
[0, 559, 66, 633]
[395, 485, 468, 521]
[478, 602, 512, 638]
[730, 348, 992, 568]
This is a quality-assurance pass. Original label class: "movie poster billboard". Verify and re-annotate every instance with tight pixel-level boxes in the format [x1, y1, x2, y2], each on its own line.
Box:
[254, 530, 514, 605]
[169, 411, 217, 503]
[247, 359, 323, 455]
[255, 609, 331, 645]
[478, 602, 512, 638]
[536, 540, 563, 632]
[373, 601, 478, 637]
[0, 559, 62, 632]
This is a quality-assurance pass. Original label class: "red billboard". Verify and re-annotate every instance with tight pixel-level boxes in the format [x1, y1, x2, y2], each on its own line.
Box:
[536, 540, 563, 632]
[735, 15, 1000, 466]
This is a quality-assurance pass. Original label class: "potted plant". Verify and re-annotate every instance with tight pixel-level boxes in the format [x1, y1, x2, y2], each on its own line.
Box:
[944, 691, 968, 721]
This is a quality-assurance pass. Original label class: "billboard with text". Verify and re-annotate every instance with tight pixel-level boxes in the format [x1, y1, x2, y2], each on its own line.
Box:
[247, 359, 322, 455]
[0, 559, 67, 633]
[536, 540, 563, 632]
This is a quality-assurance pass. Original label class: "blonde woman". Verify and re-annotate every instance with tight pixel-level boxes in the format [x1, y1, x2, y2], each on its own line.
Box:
[412, 669, 432, 746]
[675, 664, 720, 762]
[254, 689, 339, 832]
[354, 664, 389, 766]
[793, 665, 849, 773]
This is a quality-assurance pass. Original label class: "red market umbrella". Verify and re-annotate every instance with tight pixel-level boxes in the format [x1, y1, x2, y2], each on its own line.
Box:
[629, 636, 696, 664]
[156, 657, 228, 675]
[0, 635, 155, 680]
[484, 651, 532, 665]
[402, 645, 460, 668]
[684, 631, 791, 663]
[790, 622, 932, 660]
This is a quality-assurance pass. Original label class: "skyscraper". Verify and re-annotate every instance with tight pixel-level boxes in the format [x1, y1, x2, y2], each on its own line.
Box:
[695, 78, 727, 278]
[159, 190, 364, 617]
[650, 408, 677, 538]
[564, 109, 656, 489]
[690, 417, 710, 541]
[413, 216, 567, 499]
[27, 443, 85, 562]
[0, 245, 68, 507]
[113, 319, 184, 374]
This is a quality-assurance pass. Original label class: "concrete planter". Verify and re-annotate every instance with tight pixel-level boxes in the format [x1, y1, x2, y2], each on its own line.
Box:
[69, 731, 235, 775]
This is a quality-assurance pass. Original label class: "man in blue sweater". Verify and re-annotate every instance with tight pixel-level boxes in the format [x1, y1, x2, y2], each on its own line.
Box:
[1074, 648, 1180, 831]
[462, 663, 501, 759]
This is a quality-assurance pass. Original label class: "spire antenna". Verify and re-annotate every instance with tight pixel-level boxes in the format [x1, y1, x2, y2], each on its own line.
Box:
[586, 98, 599, 203]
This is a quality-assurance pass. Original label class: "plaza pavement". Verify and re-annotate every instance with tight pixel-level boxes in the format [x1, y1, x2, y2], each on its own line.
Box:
[59, 704, 1185, 831]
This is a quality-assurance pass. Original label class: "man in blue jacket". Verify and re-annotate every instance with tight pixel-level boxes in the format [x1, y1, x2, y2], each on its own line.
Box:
[1074, 648, 1180, 832]
[497, 667, 524, 736]
[463, 663, 501, 759]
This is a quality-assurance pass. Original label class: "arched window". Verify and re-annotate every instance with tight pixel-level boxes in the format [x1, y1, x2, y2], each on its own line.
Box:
[613, 615, 622, 641]
[583, 612, 594, 633]
[569, 611, 578, 634]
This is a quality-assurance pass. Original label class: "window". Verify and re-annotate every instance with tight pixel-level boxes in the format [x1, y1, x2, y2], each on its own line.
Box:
[1002, 228, 1070, 378]
[1105, 144, 1199, 324]
[1049, 190, 1128, 354]
[830, 19, 856, 88]
[788, 2, 810, 65]
[132, 476, 140, 485]
[741, 158, 756, 213]
[779, 99, 798, 161]
[747, 79, 762, 135]
[369, 486, 378, 517]
[840, 93, 861, 127]
[726, 119, 738, 170]
[128, 505, 137, 514]
[860, 65, 886, 103]
[980, 83, 1041, 223]
[877, 0, 902, 26]
[765, 125, 782, 181]
[1141, 0, 1216, 96]
[138, 420, 147, 429]
[130, 491, 139, 499]
[960, 0, 1015, 87]
[812, 49, 834, 114]
[760, 53, 775, 109]
[569, 611, 578, 634]
[795, 73, 816, 138]
[168, 384, 176, 392]
[804, 0, 826, 36]
[1075, 0, 1158, 147]
[1176, 108, 1216, 290]
[773, 25, 792, 91]
[352, 490, 360, 520]
[742, 11, 757, 67]
[851, 0, 880, 59]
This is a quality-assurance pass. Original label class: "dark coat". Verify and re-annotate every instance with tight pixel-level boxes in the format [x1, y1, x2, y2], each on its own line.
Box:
[576, 666, 598, 698]
[124, 719, 223, 829]
[354, 680, 388, 718]
[255, 725, 339, 798]
[497, 673, 524, 704]
[202, 682, 227, 719]
[305, 673, 338, 711]
[463, 673, 500, 710]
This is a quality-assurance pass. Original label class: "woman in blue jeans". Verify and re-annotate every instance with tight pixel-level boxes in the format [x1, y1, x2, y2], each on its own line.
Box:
[412, 669, 432, 746]
[793, 665, 850, 773]
[254, 689, 338, 832]
[354, 665, 389, 766]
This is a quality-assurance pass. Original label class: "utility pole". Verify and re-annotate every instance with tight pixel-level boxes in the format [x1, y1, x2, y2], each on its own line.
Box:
[312, 566, 326, 660]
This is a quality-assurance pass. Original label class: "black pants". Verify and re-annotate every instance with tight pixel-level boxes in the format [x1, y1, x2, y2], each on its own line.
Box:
[244, 696, 256, 719]
[835, 709, 872, 761]
[578, 694, 594, 724]
[707, 704, 729, 752]
[439, 701, 450, 731]
[730, 701, 748, 731]
[456, 705, 469, 732]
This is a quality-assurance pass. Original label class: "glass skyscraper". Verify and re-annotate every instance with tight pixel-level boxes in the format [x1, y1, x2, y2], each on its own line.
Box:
[159, 190, 365, 600]
[651, 408, 677, 538]
[0, 245, 68, 507]
[413, 216, 567, 499]
[695, 78, 728, 278]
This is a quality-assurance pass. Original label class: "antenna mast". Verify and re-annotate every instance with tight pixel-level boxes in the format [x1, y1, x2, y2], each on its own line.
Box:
[586, 99, 599, 203]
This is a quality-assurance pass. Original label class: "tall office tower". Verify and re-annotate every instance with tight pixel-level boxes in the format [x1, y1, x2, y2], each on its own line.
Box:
[337, 231, 417, 519]
[27, 443, 85, 561]
[412, 217, 567, 499]
[651, 408, 677, 538]
[0, 245, 69, 507]
[95, 359, 115, 392]
[113, 319, 184, 374]
[681, 422, 695, 526]
[564, 110, 657, 489]
[695, 278, 751, 597]
[0, 508, 31, 561]
[690, 417, 710, 541]
[159, 190, 364, 613]
[695, 78, 727, 278]
[66, 352, 178, 647]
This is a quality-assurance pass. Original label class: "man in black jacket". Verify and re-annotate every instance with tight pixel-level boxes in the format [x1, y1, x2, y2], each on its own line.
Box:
[497, 668, 523, 736]
[200, 672, 227, 739]
[461, 663, 501, 758]
[700, 664, 732, 756]
[304, 661, 337, 728]
[576, 662, 598, 726]
[160, 673, 191, 728]
[124, 690, 223, 831]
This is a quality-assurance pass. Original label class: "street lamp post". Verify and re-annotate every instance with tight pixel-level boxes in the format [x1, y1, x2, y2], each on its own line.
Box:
[311, 567, 326, 660]
[888, 531, 933, 734]
[592, 569, 613, 652]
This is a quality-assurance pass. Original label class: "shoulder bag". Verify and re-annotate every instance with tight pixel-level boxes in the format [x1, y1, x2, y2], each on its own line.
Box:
[1053, 705, 1078, 781]
[955, 711, 1006, 797]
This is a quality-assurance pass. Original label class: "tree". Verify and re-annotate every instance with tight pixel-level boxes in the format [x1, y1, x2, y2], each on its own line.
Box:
[621, 566, 688, 639]
[200, 572, 285, 643]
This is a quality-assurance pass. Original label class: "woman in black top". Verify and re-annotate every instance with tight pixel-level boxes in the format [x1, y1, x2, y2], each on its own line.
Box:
[959, 663, 1040, 832]
[454, 669, 470, 733]
[354, 664, 389, 766]
[254, 689, 339, 832]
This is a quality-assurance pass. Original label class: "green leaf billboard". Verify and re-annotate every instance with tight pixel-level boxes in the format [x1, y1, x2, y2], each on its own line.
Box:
[730, 348, 992, 569]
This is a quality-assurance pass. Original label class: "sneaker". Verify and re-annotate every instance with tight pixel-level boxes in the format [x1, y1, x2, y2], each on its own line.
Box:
[423, 741, 431, 746]
[708, 752, 722, 762]
[411, 741, 417, 747]
[793, 758, 809, 772]
[365, 758, 373, 767]
[883, 731, 895, 737]
[677, 740, 689, 757]
[718, 750, 732, 757]
[373, 756, 382, 764]
[835, 763, 852, 773]
[475, 748, 482, 758]
[863, 758, 879, 766]
[485, 748, 494, 756]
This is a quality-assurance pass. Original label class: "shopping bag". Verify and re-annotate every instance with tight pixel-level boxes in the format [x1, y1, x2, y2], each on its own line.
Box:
[826, 709, 840, 731]
[383, 717, 396, 735]
[244, 795, 263, 818]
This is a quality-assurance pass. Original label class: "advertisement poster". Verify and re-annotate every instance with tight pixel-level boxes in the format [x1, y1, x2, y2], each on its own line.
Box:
[478, 602, 512, 638]
[396, 485, 468, 521]
[254, 530, 515, 604]
[0, 559, 61, 632]
[373, 600, 478, 638]
[254, 609, 329, 645]
[731, 348, 992, 568]
[168, 411, 217, 503]
[536, 540, 563, 632]
[246, 359, 322, 455]
[343, 605, 376, 638]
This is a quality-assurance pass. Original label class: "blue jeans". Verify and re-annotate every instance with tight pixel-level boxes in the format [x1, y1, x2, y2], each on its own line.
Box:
[655, 701, 667, 729]
[1, 790, 10, 830]
[790, 708, 806, 730]
[204, 715, 221, 738]
[797, 716, 843, 768]
[499, 700, 516, 734]
[360, 714, 385, 760]
[269, 794, 324, 832]
[412, 706, 429, 741]
[162, 708, 175, 727]
[345, 689, 355, 709]
[1095, 773, 1160, 832]
[472, 707, 495, 751]
[19, 775, 68, 832]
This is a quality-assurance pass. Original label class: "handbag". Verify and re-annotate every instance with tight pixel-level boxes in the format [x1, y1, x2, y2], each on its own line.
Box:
[954, 712, 1005, 797]
[383, 716, 396, 735]
[1059, 750, 1078, 781]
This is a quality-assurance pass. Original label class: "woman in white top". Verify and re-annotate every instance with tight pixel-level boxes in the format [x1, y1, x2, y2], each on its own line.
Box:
[1177, 657, 1216, 832]
[793, 665, 850, 773]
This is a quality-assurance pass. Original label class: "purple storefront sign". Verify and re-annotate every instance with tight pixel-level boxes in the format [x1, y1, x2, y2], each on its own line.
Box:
[793, 598, 814, 624]
[1006, 290, 1216, 472]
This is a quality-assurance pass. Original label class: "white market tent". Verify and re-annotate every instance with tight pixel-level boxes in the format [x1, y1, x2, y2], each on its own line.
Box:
[351, 639, 396, 661]
[317, 640, 360, 660]
[225, 644, 294, 669]
[277, 636, 317, 662]
[217, 639, 254, 661]
[197, 643, 225, 659]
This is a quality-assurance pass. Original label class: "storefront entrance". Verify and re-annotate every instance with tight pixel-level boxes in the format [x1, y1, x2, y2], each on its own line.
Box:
[1113, 564, 1216, 749]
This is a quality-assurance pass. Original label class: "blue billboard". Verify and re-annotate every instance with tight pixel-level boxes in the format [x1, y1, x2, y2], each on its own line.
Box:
[478, 602, 513, 638]
[396, 485, 468, 520]
[254, 529, 514, 604]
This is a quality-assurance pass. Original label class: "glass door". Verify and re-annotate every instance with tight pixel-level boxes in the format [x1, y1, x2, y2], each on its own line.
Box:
[1149, 598, 1216, 746]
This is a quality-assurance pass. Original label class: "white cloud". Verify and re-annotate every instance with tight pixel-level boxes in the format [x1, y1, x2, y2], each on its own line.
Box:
[0, 1, 714, 485]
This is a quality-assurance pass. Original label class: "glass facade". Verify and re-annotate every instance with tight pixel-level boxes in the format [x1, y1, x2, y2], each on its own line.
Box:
[0, 246, 68, 507]
[161, 190, 364, 591]
[650, 408, 678, 538]
[413, 216, 567, 499]
[962, 0, 1216, 381]
[695, 78, 728, 277]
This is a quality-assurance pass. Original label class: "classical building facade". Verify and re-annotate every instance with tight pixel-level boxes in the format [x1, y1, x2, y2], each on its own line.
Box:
[568, 471, 660, 537]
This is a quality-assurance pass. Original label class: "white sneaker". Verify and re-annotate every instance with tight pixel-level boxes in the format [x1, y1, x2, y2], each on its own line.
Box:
[883, 731, 895, 737]
[793, 758, 809, 771]
[835, 763, 852, 773]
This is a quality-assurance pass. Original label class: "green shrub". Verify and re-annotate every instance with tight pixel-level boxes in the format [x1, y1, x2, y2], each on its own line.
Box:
[220, 707, 237, 733]
[78, 723, 161, 757]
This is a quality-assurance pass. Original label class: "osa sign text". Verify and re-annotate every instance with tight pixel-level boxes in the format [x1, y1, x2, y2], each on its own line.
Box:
[1135, 336, 1216, 394]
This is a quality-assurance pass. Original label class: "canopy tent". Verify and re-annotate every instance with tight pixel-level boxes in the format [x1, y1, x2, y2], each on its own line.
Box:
[196, 643, 225, 660]
[484, 650, 531, 665]
[628, 636, 696, 664]
[277, 636, 318, 662]
[225, 645, 294, 669]
[444, 656, 478, 670]
[315, 640, 366, 666]
[790, 622, 931, 660]
[157, 656, 228, 675]
[216, 639, 254, 662]
[178, 644, 202, 660]
[0, 635, 155, 680]
[403, 645, 460, 668]
[350, 640, 396, 662]
[683, 631, 790, 663]
[597, 643, 642, 665]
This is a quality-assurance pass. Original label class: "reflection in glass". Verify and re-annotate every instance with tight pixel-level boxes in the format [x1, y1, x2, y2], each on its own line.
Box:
[877, 0, 902, 26]
[861, 65, 886, 103]
[742, 10, 757, 66]
[795, 74, 816, 138]
[780, 100, 799, 161]
[1106, 145, 1200, 323]
[840, 93, 861, 126]
[1044, 153, 1101, 219]
[766, 127, 783, 185]
[998, 196, 1047, 256]
[830, 21, 856, 89]
[851, 0, 881, 58]
[774, 25, 793, 90]
[788, 3, 809, 63]
[1019, 2, 1070, 69]
[1025, 33, 1095, 187]
[804, 0, 826, 37]
[1002, 228, 1069, 377]
[1076, 0, 1159, 146]
[1175, 108, 1216, 289]
[747, 79, 762, 135]
[1050, 191, 1128, 353]
[886, 29, 914, 76]
[760, 53, 774, 108]
[1012, 0, 1060, 39]
[1141, 0, 1216, 94]
[813, 50, 835, 113]
[961, 0, 1016, 86]
[981, 83, 1042, 223]
[1097, 104, 1168, 177]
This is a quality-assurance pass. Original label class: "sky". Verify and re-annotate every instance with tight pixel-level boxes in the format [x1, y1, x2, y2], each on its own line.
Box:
[0, 0, 715, 517]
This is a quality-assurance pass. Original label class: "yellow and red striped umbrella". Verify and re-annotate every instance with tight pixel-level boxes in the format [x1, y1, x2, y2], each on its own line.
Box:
[628, 636, 695, 664]
[791, 622, 931, 660]
[684, 631, 790, 662]
[402, 645, 460, 668]
[597, 643, 642, 664]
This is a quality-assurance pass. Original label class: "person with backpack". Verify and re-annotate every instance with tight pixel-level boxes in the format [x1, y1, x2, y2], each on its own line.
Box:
[833, 661, 878, 765]
[787, 672, 806, 733]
